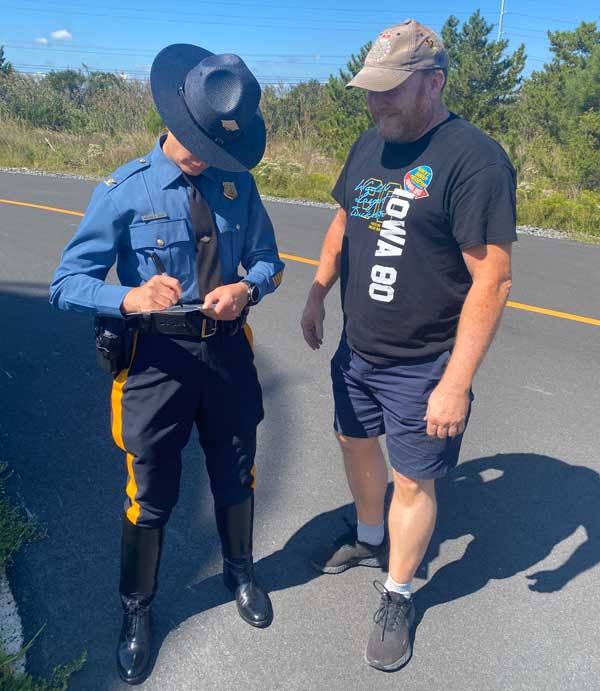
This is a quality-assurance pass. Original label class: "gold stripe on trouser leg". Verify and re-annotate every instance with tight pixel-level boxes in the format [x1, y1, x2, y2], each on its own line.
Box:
[243, 323, 254, 351]
[110, 333, 141, 524]
[250, 464, 256, 490]
[125, 452, 141, 524]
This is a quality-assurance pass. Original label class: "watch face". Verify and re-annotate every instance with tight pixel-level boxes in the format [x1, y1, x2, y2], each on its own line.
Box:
[249, 284, 260, 304]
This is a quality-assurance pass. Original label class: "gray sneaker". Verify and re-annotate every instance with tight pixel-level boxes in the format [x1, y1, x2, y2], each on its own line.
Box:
[365, 581, 415, 671]
[310, 523, 389, 574]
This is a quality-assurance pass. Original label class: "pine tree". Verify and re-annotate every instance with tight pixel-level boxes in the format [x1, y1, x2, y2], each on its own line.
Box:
[441, 11, 526, 135]
[317, 43, 373, 159]
[0, 46, 13, 76]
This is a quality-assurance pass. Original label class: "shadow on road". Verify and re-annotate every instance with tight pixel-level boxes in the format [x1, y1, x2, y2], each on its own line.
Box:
[147, 451, 600, 685]
[414, 452, 600, 620]
[0, 284, 296, 688]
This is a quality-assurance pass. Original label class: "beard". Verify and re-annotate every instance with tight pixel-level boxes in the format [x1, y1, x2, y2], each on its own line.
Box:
[375, 88, 432, 144]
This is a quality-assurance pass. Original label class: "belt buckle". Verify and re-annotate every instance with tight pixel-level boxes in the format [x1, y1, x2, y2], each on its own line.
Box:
[201, 318, 217, 339]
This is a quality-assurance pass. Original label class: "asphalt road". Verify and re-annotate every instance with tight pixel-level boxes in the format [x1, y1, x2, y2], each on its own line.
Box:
[1, 170, 599, 691]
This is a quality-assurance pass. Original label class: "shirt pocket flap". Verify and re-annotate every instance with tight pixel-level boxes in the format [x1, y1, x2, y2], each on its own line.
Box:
[214, 210, 246, 234]
[129, 219, 191, 250]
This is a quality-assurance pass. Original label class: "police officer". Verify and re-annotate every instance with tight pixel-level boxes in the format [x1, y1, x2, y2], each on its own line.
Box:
[50, 44, 284, 685]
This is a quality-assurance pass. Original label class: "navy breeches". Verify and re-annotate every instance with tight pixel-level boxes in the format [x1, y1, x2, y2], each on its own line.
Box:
[111, 325, 263, 528]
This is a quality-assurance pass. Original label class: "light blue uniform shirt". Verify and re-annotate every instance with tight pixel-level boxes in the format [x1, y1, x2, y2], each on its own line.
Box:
[50, 138, 285, 316]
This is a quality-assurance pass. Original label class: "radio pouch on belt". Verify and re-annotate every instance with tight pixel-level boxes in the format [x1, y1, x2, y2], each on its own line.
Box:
[94, 316, 134, 375]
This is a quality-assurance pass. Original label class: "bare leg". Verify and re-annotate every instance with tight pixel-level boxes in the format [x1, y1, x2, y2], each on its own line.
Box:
[388, 469, 437, 583]
[336, 434, 388, 526]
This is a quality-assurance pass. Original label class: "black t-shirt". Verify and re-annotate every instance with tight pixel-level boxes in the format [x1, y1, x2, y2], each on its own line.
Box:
[332, 113, 517, 364]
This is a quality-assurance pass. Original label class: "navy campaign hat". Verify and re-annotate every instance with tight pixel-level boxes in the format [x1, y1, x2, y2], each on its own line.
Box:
[151, 44, 266, 172]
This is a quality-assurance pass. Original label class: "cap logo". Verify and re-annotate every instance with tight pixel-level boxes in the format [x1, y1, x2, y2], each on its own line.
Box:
[369, 34, 392, 63]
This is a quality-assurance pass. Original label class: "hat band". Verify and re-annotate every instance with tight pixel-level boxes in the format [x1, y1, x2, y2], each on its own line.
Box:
[177, 84, 242, 146]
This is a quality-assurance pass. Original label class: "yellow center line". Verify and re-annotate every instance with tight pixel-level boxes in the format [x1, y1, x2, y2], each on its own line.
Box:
[2, 197, 599, 327]
[0, 198, 84, 217]
[506, 301, 600, 326]
[279, 252, 318, 266]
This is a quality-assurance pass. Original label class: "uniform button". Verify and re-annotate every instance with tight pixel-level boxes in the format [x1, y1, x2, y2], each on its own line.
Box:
[139, 158, 147, 163]
[156, 238, 165, 247]
[236, 223, 241, 230]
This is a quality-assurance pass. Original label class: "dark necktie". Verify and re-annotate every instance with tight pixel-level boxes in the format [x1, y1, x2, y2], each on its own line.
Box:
[184, 175, 223, 299]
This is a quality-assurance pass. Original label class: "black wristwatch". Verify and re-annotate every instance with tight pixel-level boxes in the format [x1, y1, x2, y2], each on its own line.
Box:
[242, 280, 260, 306]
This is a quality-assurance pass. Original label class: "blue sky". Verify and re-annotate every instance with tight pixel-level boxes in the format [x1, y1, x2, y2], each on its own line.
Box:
[1, 0, 598, 84]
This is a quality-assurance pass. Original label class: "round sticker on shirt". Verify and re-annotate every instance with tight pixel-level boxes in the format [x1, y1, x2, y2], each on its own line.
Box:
[404, 165, 433, 199]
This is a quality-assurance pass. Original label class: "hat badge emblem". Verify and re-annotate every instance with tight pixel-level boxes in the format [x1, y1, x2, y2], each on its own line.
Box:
[223, 181, 238, 200]
[221, 119, 240, 132]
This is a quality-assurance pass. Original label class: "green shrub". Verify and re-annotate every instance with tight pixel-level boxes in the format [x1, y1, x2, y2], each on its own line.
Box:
[517, 187, 600, 239]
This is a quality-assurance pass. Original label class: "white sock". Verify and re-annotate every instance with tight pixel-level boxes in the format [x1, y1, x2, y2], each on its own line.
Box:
[384, 574, 412, 599]
[357, 520, 384, 546]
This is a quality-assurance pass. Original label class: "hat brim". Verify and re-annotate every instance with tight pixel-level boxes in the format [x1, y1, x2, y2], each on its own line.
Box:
[346, 66, 414, 92]
[151, 44, 266, 173]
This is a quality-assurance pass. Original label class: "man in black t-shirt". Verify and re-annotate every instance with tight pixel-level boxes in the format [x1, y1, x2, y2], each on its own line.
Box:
[301, 19, 516, 672]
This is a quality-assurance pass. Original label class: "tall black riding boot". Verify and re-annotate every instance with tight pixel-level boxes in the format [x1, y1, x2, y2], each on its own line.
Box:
[215, 495, 273, 628]
[117, 517, 163, 685]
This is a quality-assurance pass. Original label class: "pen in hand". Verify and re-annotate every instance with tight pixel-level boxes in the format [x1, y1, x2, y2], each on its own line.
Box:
[150, 252, 167, 275]
[149, 252, 217, 310]
[150, 252, 182, 307]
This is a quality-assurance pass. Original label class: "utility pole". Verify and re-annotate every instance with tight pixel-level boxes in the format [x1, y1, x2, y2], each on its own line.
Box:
[498, 0, 506, 41]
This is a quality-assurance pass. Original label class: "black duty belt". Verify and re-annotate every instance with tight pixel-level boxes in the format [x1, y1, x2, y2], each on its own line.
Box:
[135, 308, 248, 339]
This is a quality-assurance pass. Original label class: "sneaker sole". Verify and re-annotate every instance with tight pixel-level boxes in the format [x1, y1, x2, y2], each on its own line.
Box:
[364, 640, 412, 672]
[310, 555, 388, 574]
[364, 606, 416, 672]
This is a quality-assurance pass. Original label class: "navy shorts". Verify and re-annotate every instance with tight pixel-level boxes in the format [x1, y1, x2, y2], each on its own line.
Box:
[330, 336, 472, 480]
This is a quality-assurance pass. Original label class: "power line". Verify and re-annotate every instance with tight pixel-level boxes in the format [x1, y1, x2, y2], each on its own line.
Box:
[508, 12, 592, 26]
[1, 3, 441, 31]
[18, 0, 486, 19]
[0, 41, 350, 59]
[0, 43, 344, 67]
[11, 62, 329, 83]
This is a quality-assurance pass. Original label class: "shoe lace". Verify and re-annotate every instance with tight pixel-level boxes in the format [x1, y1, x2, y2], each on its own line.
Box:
[372, 580, 409, 641]
[126, 613, 138, 640]
[124, 603, 147, 640]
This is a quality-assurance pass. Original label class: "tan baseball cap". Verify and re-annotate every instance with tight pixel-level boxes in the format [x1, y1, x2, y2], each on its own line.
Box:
[346, 19, 448, 92]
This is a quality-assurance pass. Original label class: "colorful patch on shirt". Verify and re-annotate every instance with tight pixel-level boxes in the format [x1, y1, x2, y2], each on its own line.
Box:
[404, 166, 433, 199]
[351, 178, 402, 220]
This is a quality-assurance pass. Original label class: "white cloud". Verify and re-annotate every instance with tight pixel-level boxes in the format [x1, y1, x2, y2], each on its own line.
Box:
[50, 29, 72, 41]
[34, 37, 49, 45]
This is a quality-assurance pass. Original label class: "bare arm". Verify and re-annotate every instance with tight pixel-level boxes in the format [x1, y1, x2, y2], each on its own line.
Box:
[301, 208, 347, 349]
[425, 242, 513, 438]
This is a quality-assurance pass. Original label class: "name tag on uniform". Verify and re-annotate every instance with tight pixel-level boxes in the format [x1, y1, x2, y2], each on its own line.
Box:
[141, 212, 169, 222]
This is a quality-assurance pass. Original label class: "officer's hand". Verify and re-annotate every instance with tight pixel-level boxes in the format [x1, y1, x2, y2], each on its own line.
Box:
[121, 275, 182, 313]
[424, 384, 470, 439]
[202, 283, 248, 321]
[301, 297, 325, 350]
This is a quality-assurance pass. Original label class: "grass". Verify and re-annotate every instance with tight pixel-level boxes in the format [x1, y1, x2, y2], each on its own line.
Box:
[0, 464, 85, 690]
[1, 118, 599, 241]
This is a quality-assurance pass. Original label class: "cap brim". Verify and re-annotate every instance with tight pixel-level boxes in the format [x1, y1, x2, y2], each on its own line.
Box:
[151, 44, 266, 172]
[346, 66, 414, 92]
